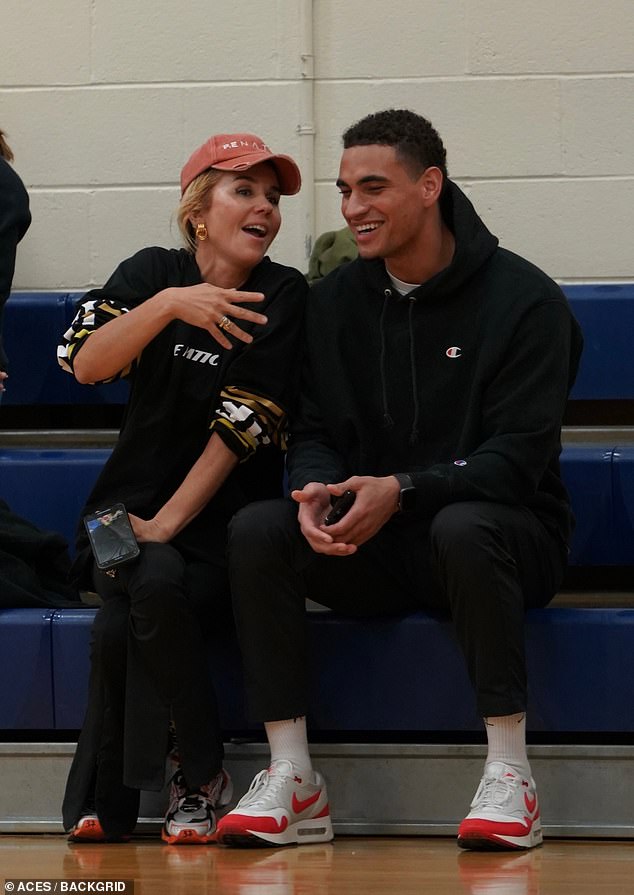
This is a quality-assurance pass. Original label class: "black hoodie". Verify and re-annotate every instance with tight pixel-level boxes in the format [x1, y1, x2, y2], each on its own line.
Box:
[288, 180, 583, 546]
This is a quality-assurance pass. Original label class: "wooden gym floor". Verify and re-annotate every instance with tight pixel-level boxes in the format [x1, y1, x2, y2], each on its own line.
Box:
[1, 835, 633, 894]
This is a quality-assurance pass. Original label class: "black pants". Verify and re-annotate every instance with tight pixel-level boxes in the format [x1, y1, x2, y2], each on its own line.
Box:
[62, 542, 230, 837]
[227, 499, 567, 723]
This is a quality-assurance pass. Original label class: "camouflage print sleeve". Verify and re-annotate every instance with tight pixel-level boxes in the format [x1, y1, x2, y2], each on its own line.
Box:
[210, 385, 287, 461]
[57, 296, 134, 383]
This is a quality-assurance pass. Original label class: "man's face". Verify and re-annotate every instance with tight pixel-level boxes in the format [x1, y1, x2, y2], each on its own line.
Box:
[337, 144, 431, 266]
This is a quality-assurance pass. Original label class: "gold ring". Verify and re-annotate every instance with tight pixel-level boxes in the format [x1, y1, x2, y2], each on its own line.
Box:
[217, 315, 232, 331]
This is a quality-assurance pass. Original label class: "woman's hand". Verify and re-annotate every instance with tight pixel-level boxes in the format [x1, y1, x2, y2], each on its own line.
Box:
[127, 435, 238, 546]
[163, 284, 268, 350]
[128, 513, 173, 544]
[73, 283, 268, 384]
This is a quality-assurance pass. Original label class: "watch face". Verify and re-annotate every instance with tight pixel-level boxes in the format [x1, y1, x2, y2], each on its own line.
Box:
[399, 486, 416, 514]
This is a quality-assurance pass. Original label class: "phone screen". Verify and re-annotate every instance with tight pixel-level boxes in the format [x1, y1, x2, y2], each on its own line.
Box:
[84, 503, 140, 570]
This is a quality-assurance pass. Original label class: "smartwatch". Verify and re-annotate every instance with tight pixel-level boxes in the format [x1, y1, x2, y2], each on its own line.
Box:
[393, 473, 417, 515]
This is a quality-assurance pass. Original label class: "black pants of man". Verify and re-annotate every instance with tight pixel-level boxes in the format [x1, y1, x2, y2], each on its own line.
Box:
[62, 542, 230, 838]
[227, 498, 568, 724]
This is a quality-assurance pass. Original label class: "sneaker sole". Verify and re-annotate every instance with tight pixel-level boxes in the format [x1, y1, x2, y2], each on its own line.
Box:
[68, 819, 131, 844]
[161, 827, 217, 846]
[457, 826, 543, 851]
[217, 815, 334, 848]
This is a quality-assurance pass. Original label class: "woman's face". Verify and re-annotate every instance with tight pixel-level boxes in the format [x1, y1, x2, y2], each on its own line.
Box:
[193, 162, 282, 272]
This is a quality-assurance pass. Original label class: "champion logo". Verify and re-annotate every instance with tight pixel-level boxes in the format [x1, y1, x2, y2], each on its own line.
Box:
[446, 346, 462, 358]
[291, 789, 321, 814]
[454, 459, 467, 467]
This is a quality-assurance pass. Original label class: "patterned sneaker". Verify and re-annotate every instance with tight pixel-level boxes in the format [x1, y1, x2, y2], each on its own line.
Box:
[162, 767, 233, 845]
[457, 762, 543, 851]
[68, 814, 106, 843]
[215, 759, 333, 848]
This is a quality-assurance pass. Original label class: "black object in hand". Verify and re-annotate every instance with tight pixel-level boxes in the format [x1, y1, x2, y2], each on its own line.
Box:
[324, 490, 356, 526]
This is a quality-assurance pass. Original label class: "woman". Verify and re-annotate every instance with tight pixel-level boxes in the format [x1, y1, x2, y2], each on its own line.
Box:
[0, 129, 31, 396]
[58, 132, 306, 845]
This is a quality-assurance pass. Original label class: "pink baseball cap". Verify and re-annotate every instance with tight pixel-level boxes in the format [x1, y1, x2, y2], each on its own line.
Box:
[180, 133, 301, 196]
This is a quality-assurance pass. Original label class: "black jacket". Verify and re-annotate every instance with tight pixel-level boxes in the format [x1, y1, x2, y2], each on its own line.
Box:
[0, 500, 80, 608]
[288, 180, 583, 546]
[0, 157, 31, 371]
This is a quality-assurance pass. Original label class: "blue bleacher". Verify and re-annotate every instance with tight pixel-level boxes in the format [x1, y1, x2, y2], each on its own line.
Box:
[2, 285, 633, 407]
[0, 442, 620, 568]
[0, 448, 112, 549]
[35, 606, 634, 734]
[2, 292, 128, 407]
[0, 609, 55, 729]
[567, 284, 634, 400]
[612, 445, 634, 565]
[561, 444, 615, 566]
[25, 604, 634, 734]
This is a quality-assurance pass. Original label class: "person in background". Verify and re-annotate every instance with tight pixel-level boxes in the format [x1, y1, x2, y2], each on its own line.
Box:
[57, 132, 307, 845]
[215, 109, 583, 851]
[306, 226, 357, 284]
[0, 129, 31, 398]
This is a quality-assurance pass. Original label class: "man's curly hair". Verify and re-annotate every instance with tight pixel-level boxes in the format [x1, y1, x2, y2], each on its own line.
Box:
[342, 109, 448, 182]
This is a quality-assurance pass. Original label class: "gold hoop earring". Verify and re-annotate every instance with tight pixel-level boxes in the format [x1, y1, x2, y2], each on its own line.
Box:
[195, 222, 208, 241]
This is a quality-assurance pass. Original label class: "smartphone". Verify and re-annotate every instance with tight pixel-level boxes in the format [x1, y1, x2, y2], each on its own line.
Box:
[84, 503, 140, 570]
[324, 490, 356, 526]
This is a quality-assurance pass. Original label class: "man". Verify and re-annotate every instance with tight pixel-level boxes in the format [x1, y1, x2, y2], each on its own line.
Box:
[216, 109, 583, 851]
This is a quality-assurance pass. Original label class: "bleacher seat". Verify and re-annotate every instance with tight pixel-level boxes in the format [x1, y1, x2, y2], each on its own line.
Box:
[0, 443, 623, 569]
[560, 444, 615, 566]
[2, 292, 128, 407]
[0, 609, 54, 729]
[612, 445, 634, 566]
[39, 605, 634, 734]
[566, 284, 634, 400]
[0, 448, 112, 550]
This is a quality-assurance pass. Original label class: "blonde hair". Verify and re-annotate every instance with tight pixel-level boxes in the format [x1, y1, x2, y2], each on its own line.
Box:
[177, 168, 223, 253]
[0, 130, 14, 162]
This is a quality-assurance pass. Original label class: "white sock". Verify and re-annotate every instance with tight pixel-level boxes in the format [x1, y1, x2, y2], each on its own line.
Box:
[484, 712, 530, 776]
[265, 717, 313, 774]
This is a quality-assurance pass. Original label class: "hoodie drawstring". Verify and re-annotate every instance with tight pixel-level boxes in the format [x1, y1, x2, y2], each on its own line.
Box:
[408, 296, 420, 445]
[379, 288, 421, 444]
[379, 290, 393, 429]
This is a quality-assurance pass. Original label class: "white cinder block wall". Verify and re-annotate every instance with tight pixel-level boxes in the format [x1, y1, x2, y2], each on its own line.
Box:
[2, 0, 632, 290]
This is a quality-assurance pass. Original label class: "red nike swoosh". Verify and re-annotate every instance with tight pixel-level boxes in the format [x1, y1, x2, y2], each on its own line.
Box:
[292, 789, 321, 814]
[524, 793, 537, 814]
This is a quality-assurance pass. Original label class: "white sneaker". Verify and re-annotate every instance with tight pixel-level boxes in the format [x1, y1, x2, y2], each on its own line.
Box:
[162, 767, 233, 845]
[457, 762, 543, 851]
[215, 759, 333, 847]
